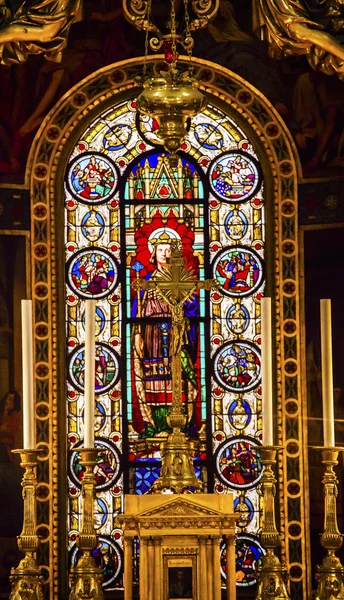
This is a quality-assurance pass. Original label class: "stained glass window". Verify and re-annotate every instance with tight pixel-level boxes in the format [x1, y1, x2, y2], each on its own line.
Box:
[64, 98, 265, 589]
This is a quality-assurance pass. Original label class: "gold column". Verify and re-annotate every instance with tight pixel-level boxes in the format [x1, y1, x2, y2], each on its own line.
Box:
[69, 448, 104, 600]
[206, 537, 214, 599]
[153, 537, 162, 600]
[140, 538, 148, 600]
[211, 535, 221, 599]
[9, 450, 43, 600]
[315, 448, 344, 600]
[124, 536, 133, 600]
[199, 536, 208, 600]
[147, 538, 155, 600]
[226, 533, 236, 600]
[256, 447, 290, 600]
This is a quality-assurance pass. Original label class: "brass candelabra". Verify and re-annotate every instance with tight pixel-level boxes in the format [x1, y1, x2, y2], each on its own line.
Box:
[9, 449, 44, 600]
[256, 446, 290, 600]
[69, 448, 104, 600]
[315, 447, 344, 600]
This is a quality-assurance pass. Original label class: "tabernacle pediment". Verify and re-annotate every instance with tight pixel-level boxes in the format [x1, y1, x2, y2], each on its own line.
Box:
[135, 496, 230, 519]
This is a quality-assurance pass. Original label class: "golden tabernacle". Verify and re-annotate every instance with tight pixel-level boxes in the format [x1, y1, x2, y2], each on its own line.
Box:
[118, 494, 237, 600]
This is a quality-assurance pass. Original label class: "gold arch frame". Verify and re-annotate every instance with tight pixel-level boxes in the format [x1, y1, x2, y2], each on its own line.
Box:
[26, 55, 306, 599]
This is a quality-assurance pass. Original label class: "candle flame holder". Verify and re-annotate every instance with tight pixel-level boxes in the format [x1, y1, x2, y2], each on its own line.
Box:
[314, 447, 344, 600]
[69, 448, 104, 600]
[256, 446, 290, 600]
[9, 449, 44, 600]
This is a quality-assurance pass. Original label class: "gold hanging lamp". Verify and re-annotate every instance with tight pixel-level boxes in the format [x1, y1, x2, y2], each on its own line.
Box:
[136, 68, 206, 154]
[123, 0, 219, 154]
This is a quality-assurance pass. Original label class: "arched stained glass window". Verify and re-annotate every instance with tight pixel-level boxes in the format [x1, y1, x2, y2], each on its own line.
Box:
[65, 98, 265, 589]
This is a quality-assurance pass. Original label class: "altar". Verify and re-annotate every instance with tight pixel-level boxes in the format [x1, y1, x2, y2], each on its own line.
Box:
[119, 493, 237, 600]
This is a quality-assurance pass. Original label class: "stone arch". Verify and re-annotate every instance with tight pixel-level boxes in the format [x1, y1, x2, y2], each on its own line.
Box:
[27, 56, 306, 599]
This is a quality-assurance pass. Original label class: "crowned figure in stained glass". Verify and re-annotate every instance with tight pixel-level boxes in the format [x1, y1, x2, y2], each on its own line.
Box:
[131, 215, 201, 441]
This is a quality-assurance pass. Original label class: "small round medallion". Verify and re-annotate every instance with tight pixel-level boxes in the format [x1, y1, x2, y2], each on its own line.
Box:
[66, 152, 118, 204]
[69, 438, 121, 492]
[213, 341, 261, 393]
[66, 248, 118, 299]
[209, 151, 261, 203]
[213, 246, 264, 298]
[215, 436, 263, 490]
[68, 342, 120, 395]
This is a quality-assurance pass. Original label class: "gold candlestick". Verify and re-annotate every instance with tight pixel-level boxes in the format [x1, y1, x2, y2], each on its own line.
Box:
[315, 447, 344, 600]
[9, 449, 43, 600]
[256, 446, 290, 600]
[69, 448, 104, 600]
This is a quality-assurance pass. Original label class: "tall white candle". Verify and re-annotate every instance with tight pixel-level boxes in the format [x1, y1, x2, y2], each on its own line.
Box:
[261, 297, 273, 446]
[320, 299, 335, 448]
[21, 300, 35, 449]
[84, 300, 96, 448]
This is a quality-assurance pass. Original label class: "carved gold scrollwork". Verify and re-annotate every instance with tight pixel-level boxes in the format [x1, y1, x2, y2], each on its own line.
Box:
[191, 0, 219, 17]
[130, 0, 148, 17]
[122, 0, 219, 47]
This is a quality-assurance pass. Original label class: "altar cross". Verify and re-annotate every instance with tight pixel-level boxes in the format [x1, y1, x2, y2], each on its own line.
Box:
[132, 240, 219, 422]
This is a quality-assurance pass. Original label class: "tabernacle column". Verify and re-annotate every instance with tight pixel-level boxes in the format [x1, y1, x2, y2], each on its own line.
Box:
[124, 537, 133, 600]
[153, 537, 162, 600]
[140, 538, 148, 600]
[206, 537, 214, 599]
[211, 535, 221, 599]
[147, 538, 155, 600]
[199, 536, 208, 600]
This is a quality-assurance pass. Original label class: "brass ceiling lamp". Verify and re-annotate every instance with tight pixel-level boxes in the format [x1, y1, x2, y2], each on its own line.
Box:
[122, 0, 219, 155]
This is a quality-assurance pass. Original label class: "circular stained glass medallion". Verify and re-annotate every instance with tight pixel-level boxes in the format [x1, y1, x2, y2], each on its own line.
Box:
[220, 534, 265, 586]
[228, 397, 251, 430]
[70, 534, 123, 589]
[209, 150, 261, 203]
[94, 497, 108, 531]
[213, 246, 264, 298]
[226, 302, 250, 335]
[68, 342, 120, 395]
[234, 494, 255, 529]
[94, 401, 106, 433]
[213, 341, 261, 393]
[81, 211, 105, 243]
[66, 248, 118, 299]
[82, 305, 106, 336]
[224, 209, 248, 241]
[194, 122, 224, 150]
[215, 436, 263, 490]
[66, 152, 118, 204]
[69, 437, 121, 492]
[102, 123, 132, 151]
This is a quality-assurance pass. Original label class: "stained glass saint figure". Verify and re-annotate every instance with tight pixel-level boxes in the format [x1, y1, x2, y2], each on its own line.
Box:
[130, 221, 201, 440]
